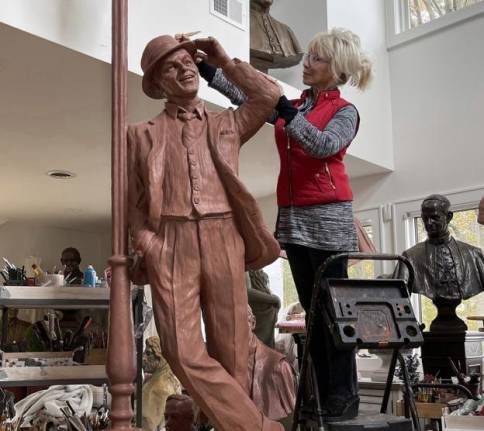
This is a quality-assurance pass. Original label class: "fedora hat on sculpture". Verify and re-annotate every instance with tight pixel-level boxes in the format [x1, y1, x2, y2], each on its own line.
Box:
[141, 35, 196, 99]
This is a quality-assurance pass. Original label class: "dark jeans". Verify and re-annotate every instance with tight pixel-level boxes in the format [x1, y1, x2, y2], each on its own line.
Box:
[285, 244, 358, 402]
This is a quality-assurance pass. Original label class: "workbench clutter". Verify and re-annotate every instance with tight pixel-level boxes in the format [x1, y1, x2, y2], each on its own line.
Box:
[1, 258, 27, 287]
[3, 384, 111, 431]
[2, 247, 108, 288]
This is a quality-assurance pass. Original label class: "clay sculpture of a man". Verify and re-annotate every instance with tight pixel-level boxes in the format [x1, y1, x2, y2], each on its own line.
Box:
[127, 34, 282, 431]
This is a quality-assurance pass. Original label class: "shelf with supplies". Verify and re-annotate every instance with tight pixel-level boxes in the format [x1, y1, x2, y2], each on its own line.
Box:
[0, 284, 145, 426]
[0, 285, 111, 387]
[0, 365, 107, 388]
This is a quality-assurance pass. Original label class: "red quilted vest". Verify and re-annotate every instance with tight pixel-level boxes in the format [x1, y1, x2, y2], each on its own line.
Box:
[275, 89, 358, 207]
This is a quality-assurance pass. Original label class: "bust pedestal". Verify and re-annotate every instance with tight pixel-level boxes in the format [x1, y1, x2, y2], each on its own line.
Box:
[429, 297, 467, 333]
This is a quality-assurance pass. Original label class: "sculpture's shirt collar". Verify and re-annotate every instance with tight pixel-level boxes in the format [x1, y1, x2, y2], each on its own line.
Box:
[165, 100, 205, 120]
[427, 232, 451, 246]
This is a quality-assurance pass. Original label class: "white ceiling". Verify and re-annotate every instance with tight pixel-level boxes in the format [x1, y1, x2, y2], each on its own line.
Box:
[0, 23, 389, 232]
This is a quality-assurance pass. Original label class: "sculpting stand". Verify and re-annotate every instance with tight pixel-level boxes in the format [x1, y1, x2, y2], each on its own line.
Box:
[292, 254, 424, 431]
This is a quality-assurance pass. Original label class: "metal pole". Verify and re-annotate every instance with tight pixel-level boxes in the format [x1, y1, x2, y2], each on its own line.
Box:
[107, 0, 136, 428]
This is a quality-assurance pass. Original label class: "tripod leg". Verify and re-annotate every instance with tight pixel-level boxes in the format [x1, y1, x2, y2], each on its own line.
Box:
[310, 360, 325, 431]
[397, 352, 422, 431]
[292, 273, 325, 431]
[380, 349, 398, 414]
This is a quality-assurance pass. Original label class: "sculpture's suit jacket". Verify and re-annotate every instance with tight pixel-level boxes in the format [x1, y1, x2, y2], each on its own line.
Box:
[127, 59, 281, 284]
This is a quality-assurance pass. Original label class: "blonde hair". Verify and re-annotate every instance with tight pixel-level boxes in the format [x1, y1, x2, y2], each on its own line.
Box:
[307, 28, 373, 91]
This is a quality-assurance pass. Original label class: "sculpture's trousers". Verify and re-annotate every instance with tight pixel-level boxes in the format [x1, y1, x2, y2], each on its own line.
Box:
[146, 216, 283, 431]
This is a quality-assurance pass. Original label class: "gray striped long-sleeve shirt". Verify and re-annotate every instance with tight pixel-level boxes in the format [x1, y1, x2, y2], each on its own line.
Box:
[209, 69, 358, 251]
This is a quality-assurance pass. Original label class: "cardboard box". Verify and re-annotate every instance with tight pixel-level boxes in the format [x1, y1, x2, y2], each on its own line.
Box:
[396, 400, 446, 419]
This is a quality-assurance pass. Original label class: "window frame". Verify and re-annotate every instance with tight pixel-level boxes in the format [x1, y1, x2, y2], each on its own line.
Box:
[353, 207, 384, 277]
[385, 0, 484, 49]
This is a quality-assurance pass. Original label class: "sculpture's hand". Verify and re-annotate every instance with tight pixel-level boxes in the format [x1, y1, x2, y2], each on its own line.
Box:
[257, 71, 284, 97]
[128, 250, 149, 286]
[144, 236, 163, 266]
[193, 37, 231, 68]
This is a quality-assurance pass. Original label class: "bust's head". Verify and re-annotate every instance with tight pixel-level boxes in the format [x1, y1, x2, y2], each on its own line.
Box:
[164, 394, 196, 431]
[421, 194, 453, 241]
[251, 0, 273, 8]
[61, 247, 81, 274]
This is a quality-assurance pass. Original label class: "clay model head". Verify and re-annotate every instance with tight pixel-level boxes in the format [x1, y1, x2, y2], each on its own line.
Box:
[141, 35, 198, 100]
[143, 336, 168, 374]
[60, 247, 82, 274]
[164, 394, 196, 431]
[421, 194, 453, 241]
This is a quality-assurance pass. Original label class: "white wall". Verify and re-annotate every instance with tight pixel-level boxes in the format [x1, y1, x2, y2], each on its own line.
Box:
[326, 0, 394, 172]
[0, 0, 250, 108]
[0, 221, 111, 278]
[352, 13, 484, 213]
[269, 0, 326, 88]
[257, 193, 278, 233]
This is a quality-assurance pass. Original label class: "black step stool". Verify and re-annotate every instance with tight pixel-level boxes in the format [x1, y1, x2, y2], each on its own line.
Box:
[292, 253, 424, 431]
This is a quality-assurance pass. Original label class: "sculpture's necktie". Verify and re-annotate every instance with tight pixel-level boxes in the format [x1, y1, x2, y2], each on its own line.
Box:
[178, 111, 197, 149]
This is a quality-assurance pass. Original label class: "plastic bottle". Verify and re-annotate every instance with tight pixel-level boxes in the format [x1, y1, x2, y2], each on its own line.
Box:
[83, 265, 97, 287]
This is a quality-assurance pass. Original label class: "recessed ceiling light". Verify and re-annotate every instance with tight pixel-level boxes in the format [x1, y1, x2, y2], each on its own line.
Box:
[46, 170, 76, 179]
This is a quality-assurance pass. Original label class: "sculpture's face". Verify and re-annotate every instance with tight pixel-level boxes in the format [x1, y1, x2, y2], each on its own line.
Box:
[154, 49, 199, 100]
[421, 201, 451, 239]
[302, 51, 334, 90]
[142, 339, 167, 373]
[164, 399, 195, 431]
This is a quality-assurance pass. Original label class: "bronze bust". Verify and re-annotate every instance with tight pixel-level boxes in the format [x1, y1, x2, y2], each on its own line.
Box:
[250, 0, 303, 72]
[394, 194, 484, 332]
